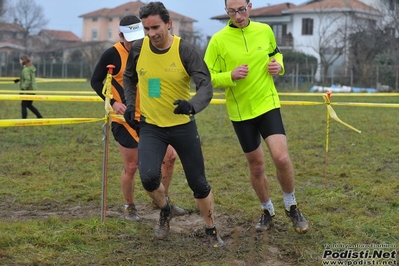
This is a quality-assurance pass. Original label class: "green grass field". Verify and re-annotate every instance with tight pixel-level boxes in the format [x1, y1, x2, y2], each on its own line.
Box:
[0, 81, 398, 265]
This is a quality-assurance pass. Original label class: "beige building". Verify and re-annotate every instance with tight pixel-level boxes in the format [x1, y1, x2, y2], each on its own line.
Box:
[79, 1, 198, 44]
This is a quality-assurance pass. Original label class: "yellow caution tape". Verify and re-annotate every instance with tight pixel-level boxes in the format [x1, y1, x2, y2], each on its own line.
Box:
[0, 78, 86, 84]
[281, 101, 324, 106]
[0, 94, 102, 102]
[102, 67, 114, 114]
[1, 93, 399, 109]
[191, 92, 399, 97]
[0, 114, 125, 127]
[322, 91, 360, 186]
[210, 99, 225, 105]
[0, 77, 19, 80]
[109, 113, 124, 119]
[0, 90, 96, 95]
[0, 118, 105, 127]
[322, 93, 361, 133]
[331, 102, 399, 108]
[279, 92, 399, 97]
[35, 78, 87, 83]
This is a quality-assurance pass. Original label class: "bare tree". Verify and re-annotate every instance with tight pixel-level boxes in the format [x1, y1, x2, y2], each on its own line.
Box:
[9, 0, 48, 49]
[297, 1, 382, 85]
[298, 6, 350, 84]
[79, 42, 111, 77]
[348, 1, 398, 90]
[315, 13, 348, 84]
[0, 0, 9, 21]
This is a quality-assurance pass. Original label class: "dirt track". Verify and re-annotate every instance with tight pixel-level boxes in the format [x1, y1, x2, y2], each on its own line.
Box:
[1, 200, 295, 266]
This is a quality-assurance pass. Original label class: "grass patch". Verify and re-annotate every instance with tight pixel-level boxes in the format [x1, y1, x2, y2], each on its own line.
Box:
[0, 82, 398, 265]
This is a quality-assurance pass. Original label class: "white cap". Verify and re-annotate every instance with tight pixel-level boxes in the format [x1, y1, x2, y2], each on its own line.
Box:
[119, 22, 145, 42]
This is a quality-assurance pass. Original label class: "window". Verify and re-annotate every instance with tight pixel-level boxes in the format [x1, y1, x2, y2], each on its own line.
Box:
[302, 18, 313, 35]
[109, 17, 113, 22]
[271, 24, 289, 46]
[388, 0, 396, 11]
[385, 27, 396, 36]
[0, 51, 6, 66]
[272, 25, 282, 39]
[92, 17, 98, 22]
[108, 29, 112, 40]
[271, 24, 287, 40]
[91, 29, 98, 40]
[367, 19, 377, 29]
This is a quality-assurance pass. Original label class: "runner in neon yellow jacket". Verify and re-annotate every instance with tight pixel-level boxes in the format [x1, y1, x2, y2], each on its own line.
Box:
[204, 18, 283, 122]
[204, 0, 308, 235]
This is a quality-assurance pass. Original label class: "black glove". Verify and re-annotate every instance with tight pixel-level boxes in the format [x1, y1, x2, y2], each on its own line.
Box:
[173, 100, 194, 115]
[14, 79, 20, 83]
[124, 105, 140, 135]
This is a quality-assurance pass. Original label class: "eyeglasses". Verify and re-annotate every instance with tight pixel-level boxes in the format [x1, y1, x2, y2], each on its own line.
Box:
[226, 2, 250, 16]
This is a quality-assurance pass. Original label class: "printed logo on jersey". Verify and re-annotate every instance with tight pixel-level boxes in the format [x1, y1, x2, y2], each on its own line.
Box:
[138, 68, 147, 76]
[165, 62, 182, 73]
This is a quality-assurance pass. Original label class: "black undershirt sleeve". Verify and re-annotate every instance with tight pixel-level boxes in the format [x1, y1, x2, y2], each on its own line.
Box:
[179, 39, 213, 114]
[90, 46, 122, 106]
[123, 39, 142, 109]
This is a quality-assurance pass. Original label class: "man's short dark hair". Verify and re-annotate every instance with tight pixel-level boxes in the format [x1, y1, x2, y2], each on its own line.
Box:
[225, 0, 250, 6]
[139, 2, 170, 24]
[120, 15, 141, 26]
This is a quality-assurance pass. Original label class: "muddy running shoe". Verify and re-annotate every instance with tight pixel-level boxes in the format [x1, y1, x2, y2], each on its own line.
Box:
[155, 209, 172, 240]
[151, 199, 186, 217]
[124, 204, 140, 222]
[171, 204, 186, 217]
[205, 226, 224, 248]
[255, 209, 275, 232]
[285, 204, 308, 234]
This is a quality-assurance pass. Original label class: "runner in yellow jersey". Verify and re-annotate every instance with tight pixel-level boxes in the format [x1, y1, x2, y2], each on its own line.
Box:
[123, 2, 223, 248]
[91, 15, 185, 222]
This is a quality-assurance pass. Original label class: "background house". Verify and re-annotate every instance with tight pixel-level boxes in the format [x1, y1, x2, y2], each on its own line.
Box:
[0, 21, 83, 77]
[211, 0, 398, 86]
[0, 1, 199, 78]
[0, 22, 26, 74]
[1, 0, 397, 86]
[79, 1, 198, 44]
[283, 0, 381, 81]
[211, 3, 297, 49]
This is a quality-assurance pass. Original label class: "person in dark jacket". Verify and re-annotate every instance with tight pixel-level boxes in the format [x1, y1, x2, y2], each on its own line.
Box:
[17, 54, 43, 119]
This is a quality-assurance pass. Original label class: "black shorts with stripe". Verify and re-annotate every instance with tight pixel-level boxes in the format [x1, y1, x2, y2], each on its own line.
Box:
[111, 122, 138, 149]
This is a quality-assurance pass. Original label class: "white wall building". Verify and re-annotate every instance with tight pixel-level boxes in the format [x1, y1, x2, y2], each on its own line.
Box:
[212, 0, 397, 82]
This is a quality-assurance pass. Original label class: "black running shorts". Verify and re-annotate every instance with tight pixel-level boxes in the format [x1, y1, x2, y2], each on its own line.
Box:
[111, 122, 138, 149]
[231, 108, 286, 153]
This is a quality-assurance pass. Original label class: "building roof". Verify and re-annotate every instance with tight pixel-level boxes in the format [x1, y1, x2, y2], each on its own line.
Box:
[80, 8, 112, 18]
[79, 1, 197, 23]
[39, 30, 81, 42]
[282, 0, 380, 14]
[251, 2, 297, 17]
[211, 2, 297, 20]
[0, 22, 25, 32]
[0, 41, 25, 50]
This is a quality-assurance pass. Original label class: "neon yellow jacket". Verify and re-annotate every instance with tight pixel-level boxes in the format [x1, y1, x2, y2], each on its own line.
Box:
[204, 20, 284, 121]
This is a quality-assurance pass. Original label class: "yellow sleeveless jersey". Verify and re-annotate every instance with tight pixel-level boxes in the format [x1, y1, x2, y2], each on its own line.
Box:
[137, 36, 192, 127]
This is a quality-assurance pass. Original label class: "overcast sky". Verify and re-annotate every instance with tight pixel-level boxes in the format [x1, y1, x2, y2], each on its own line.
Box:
[38, 0, 304, 38]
